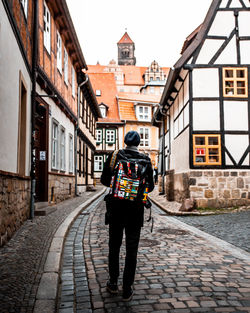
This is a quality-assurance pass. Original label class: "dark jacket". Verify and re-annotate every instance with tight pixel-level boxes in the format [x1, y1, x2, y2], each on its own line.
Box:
[101, 148, 154, 227]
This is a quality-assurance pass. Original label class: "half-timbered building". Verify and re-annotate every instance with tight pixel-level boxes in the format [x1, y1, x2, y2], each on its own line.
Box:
[153, 0, 250, 208]
[0, 0, 34, 245]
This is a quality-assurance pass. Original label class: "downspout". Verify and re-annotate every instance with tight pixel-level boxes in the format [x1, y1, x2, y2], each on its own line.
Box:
[75, 73, 89, 196]
[30, 0, 39, 219]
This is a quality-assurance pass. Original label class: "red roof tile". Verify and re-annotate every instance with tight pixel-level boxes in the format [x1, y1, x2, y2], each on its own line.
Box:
[117, 32, 134, 44]
[88, 73, 121, 123]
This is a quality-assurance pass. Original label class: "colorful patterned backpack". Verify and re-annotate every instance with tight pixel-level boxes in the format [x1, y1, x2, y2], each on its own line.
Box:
[109, 150, 149, 203]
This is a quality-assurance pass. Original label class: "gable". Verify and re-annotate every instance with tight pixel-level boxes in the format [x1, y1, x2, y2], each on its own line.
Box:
[193, 0, 250, 65]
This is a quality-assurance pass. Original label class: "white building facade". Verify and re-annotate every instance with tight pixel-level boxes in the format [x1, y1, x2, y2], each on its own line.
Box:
[154, 0, 250, 208]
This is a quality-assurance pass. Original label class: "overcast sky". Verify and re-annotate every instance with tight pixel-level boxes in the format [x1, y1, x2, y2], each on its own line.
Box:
[66, 0, 212, 68]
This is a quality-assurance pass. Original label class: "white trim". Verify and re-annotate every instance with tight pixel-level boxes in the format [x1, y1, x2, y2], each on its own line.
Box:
[64, 48, 68, 84]
[56, 31, 62, 73]
[43, 1, 51, 53]
[52, 120, 59, 170]
[60, 127, 66, 171]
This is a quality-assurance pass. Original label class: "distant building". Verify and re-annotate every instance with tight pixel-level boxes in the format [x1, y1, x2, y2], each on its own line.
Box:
[117, 32, 136, 66]
[153, 0, 250, 208]
[88, 32, 170, 177]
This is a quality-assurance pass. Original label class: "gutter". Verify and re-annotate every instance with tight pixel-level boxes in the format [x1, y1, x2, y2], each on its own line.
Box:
[75, 72, 89, 196]
[30, 0, 39, 219]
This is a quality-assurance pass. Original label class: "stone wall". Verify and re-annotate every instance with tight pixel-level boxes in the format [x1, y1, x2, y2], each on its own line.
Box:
[189, 170, 250, 208]
[0, 173, 30, 247]
[48, 174, 75, 203]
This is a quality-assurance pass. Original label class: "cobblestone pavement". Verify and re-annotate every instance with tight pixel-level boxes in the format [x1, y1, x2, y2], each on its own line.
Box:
[57, 196, 250, 313]
[0, 186, 103, 313]
[175, 210, 250, 253]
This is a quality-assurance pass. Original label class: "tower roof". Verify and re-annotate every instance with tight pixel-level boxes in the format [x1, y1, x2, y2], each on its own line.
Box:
[117, 32, 134, 44]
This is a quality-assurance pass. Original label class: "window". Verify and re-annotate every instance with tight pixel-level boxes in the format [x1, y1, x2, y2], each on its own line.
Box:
[21, 0, 28, 17]
[94, 155, 103, 171]
[138, 106, 150, 121]
[43, 1, 50, 53]
[100, 106, 106, 118]
[60, 127, 66, 171]
[223, 68, 248, 97]
[96, 89, 101, 96]
[56, 31, 62, 72]
[52, 121, 58, 169]
[106, 129, 115, 144]
[193, 134, 221, 166]
[96, 129, 102, 143]
[139, 128, 149, 147]
[64, 48, 68, 84]
[69, 134, 73, 173]
[72, 66, 75, 97]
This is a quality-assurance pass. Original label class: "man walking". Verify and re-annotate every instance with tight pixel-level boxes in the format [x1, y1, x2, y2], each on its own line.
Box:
[101, 131, 154, 301]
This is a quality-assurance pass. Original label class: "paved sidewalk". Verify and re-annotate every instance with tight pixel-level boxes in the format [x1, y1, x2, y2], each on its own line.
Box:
[0, 186, 105, 313]
[57, 193, 250, 313]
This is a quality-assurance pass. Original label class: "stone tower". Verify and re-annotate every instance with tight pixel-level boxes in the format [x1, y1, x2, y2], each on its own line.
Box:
[117, 32, 136, 66]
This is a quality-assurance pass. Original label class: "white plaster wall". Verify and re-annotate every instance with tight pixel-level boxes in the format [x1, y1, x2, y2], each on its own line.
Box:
[240, 41, 250, 64]
[239, 12, 250, 36]
[224, 101, 248, 131]
[225, 135, 249, 165]
[216, 36, 237, 64]
[242, 0, 250, 8]
[192, 68, 219, 98]
[193, 101, 220, 131]
[36, 84, 75, 174]
[196, 39, 224, 64]
[230, 0, 243, 8]
[220, 0, 228, 8]
[179, 86, 184, 112]
[183, 104, 189, 128]
[170, 127, 189, 173]
[208, 12, 235, 37]
[0, 2, 31, 175]
[183, 76, 189, 105]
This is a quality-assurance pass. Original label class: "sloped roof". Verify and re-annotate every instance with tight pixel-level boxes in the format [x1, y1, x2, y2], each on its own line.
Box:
[117, 32, 134, 44]
[88, 73, 121, 123]
[118, 92, 160, 103]
[122, 66, 147, 85]
[119, 101, 137, 121]
[158, 0, 220, 113]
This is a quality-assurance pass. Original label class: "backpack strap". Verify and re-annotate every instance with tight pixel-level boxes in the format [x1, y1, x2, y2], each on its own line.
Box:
[109, 150, 119, 172]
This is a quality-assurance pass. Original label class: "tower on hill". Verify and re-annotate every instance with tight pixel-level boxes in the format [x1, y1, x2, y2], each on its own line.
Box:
[117, 32, 136, 66]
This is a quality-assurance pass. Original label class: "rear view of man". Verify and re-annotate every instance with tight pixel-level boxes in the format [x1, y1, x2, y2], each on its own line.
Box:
[101, 130, 154, 301]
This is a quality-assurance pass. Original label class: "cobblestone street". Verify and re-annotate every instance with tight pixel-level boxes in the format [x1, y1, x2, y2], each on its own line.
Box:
[57, 194, 250, 313]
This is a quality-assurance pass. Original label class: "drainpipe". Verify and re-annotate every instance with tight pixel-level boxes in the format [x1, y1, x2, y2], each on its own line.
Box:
[30, 0, 39, 219]
[75, 73, 89, 196]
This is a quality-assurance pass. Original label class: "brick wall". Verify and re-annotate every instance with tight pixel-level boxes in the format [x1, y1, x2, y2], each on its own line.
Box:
[0, 174, 30, 246]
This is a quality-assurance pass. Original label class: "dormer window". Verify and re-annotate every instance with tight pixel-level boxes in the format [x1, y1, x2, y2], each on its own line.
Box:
[96, 90, 101, 96]
[137, 106, 151, 121]
[99, 103, 108, 118]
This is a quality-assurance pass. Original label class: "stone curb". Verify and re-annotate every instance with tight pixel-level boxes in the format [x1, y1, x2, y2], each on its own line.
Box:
[34, 187, 106, 313]
[149, 195, 230, 216]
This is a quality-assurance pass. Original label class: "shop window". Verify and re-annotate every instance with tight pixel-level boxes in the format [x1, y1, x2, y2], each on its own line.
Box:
[193, 134, 221, 166]
[223, 68, 248, 97]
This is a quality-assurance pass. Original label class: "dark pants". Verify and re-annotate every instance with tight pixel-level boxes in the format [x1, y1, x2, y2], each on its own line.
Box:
[108, 222, 141, 288]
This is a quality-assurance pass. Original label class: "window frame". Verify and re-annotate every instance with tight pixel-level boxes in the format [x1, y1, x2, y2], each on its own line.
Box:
[56, 31, 62, 73]
[64, 48, 68, 85]
[137, 105, 151, 121]
[94, 155, 103, 172]
[72, 66, 75, 97]
[223, 67, 248, 98]
[139, 127, 150, 147]
[69, 134, 73, 173]
[106, 129, 116, 144]
[96, 129, 102, 143]
[60, 127, 66, 171]
[43, 1, 51, 53]
[193, 134, 221, 166]
[51, 120, 59, 170]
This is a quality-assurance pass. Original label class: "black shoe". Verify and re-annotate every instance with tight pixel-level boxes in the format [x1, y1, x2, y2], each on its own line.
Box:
[106, 280, 118, 294]
[122, 287, 134, 301]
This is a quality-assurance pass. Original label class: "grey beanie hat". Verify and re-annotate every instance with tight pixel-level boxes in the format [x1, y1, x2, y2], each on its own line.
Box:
[124, 131, 140, 146]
